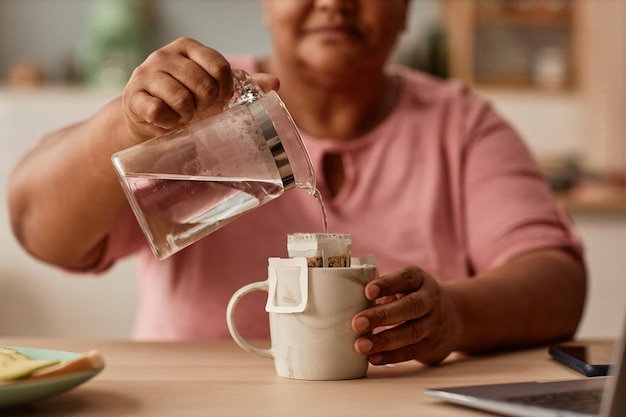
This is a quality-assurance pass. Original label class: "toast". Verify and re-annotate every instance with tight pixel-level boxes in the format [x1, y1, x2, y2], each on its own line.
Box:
[0, 348, 104, 385]
[31, 350, 104, 379]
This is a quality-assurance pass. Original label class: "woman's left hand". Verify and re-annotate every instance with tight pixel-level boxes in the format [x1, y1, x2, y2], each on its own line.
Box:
[351, 266, 462, 365]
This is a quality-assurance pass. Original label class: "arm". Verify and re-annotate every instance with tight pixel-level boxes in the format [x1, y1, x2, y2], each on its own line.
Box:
[8, 38, 271, 270]
[446, 248, 586, 353]
[352, 248, 586, 365]
[8, 100, 132, 269]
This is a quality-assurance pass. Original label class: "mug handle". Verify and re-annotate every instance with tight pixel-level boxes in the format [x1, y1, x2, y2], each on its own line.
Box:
[226, 280, 273, 359]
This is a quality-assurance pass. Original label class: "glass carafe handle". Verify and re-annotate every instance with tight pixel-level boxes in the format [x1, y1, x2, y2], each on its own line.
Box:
[224, 68, 265, 109]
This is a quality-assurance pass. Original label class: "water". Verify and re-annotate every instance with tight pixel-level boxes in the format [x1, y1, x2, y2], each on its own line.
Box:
[123, 173, 284, 259]
[308, 186, 328, 234]
[122, 172, 329, 259]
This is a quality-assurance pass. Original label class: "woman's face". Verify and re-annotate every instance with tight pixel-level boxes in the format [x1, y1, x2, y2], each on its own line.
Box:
[262, 0, 409, 76]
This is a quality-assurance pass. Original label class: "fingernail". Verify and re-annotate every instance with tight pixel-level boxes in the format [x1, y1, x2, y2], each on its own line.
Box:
[355, 338, 373, 354]
[366, 284, 380, 300]
[353, 316, 370, 332]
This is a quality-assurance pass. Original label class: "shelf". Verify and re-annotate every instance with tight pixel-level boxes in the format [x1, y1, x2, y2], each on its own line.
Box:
[443, 0, 578, 91]
[475, 1, 572, 28]
[556, 186, 626, 216]
[472, 78, 574, 92]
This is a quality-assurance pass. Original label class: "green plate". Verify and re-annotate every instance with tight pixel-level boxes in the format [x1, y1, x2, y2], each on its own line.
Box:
[0, 346, 103, 409]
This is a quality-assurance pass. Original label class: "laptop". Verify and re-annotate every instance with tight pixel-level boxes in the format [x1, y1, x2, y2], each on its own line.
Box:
[424, 317, 626, 417]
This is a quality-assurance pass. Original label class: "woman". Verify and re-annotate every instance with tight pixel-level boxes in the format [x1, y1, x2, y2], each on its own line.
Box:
[8, 0, 586, 366]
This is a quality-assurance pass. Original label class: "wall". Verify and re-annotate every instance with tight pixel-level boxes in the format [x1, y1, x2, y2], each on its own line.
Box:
[574, 214, 626, 338]
[0, 88, 138, 338]
[0, 0, 269, 83]
[478, 89, 584, 158]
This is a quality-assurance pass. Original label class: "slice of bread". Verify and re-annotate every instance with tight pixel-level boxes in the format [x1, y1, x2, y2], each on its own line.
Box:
[30, 350, 105, 380]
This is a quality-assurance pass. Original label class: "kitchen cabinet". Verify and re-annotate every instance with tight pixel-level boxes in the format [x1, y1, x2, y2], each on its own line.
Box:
[443, 0, 579, 91]
[443, 0, 626, 185]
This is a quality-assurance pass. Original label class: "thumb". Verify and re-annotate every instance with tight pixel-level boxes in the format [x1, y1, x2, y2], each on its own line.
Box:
[251, 73, 280, 93]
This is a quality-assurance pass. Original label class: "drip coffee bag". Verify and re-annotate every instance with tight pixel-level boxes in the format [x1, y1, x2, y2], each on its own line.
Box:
[287, 233, 352, 268]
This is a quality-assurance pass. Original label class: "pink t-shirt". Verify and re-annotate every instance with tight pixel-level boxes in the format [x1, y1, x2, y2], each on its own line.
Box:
[95, 56, 583, 340]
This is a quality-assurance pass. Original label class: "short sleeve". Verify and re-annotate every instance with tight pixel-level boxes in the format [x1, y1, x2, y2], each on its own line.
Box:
[462, 99, 584, 273]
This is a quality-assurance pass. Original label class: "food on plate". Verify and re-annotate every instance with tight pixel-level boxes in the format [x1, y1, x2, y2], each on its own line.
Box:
[32, 350, 104, 379]
[0, 347, 104, 384]
[0, 347, 59, 382]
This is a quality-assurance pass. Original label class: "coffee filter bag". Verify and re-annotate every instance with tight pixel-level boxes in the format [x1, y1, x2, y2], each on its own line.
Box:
[287, 233, 352, 268]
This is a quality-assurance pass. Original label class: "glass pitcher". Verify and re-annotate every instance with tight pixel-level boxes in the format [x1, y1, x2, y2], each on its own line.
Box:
[111, 69, 315, 260]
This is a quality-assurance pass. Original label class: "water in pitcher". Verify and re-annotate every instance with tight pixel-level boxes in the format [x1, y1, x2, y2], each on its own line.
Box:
[123, 173, 284, 259]
[123, 172, 328, 258]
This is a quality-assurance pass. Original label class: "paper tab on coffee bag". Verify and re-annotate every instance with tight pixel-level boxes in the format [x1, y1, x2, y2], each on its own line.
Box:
[287, 233, 351, 268]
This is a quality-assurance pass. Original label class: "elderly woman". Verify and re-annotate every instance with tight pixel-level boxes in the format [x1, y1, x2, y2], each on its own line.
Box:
[8, 0, 585, 366]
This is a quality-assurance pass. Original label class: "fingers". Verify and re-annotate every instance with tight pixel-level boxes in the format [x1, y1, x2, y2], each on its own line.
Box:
[354, 266, 434, 331]
[121, 37, 283, 145]
[355, 321, 450, 366]
[351, 266, 457, 366]
[123, 37, 281, 141]
[363, 265, 429, 301]
[123, 38, 234, 138]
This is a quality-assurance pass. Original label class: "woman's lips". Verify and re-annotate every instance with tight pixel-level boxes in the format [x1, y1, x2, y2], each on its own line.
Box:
[306, 26, 361, 41]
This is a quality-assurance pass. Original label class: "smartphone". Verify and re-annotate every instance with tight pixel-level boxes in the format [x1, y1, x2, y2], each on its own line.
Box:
[549, 342, 613, 377]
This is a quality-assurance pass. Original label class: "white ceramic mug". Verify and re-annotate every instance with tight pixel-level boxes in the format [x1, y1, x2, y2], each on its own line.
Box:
[226, 257, 377, 380]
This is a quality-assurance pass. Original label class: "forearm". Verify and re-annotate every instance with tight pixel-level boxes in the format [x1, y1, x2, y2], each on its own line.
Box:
[444, 248, 587, 354]
[8, 96, 133, 269]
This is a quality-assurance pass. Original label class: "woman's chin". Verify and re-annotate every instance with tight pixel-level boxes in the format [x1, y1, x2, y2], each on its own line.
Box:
[300, 52, 367, 76]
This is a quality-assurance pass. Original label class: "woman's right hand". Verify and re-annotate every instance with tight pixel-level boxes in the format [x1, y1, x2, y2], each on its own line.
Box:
[121, 37, 278, 143]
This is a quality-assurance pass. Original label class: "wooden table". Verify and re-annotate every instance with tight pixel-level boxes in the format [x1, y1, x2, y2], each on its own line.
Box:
[0, 338, 607, 417]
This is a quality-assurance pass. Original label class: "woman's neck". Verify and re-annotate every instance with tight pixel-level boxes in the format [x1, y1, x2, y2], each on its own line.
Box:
[258, 57, 400, 141]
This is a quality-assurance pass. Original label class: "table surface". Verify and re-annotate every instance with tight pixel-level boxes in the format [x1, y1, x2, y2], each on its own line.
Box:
[0, 338, 610, 417]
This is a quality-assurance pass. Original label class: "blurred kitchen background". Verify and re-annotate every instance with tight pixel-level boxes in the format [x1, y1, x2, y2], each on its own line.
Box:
[1, 0, 624, 339]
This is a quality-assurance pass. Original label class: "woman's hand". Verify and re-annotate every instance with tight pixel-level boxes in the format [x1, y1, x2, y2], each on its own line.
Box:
[121, 37, 279, 143]
[351, 266, 462, 366]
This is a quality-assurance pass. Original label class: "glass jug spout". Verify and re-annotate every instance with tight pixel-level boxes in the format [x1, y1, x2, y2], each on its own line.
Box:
[226, 68, 265, 108]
